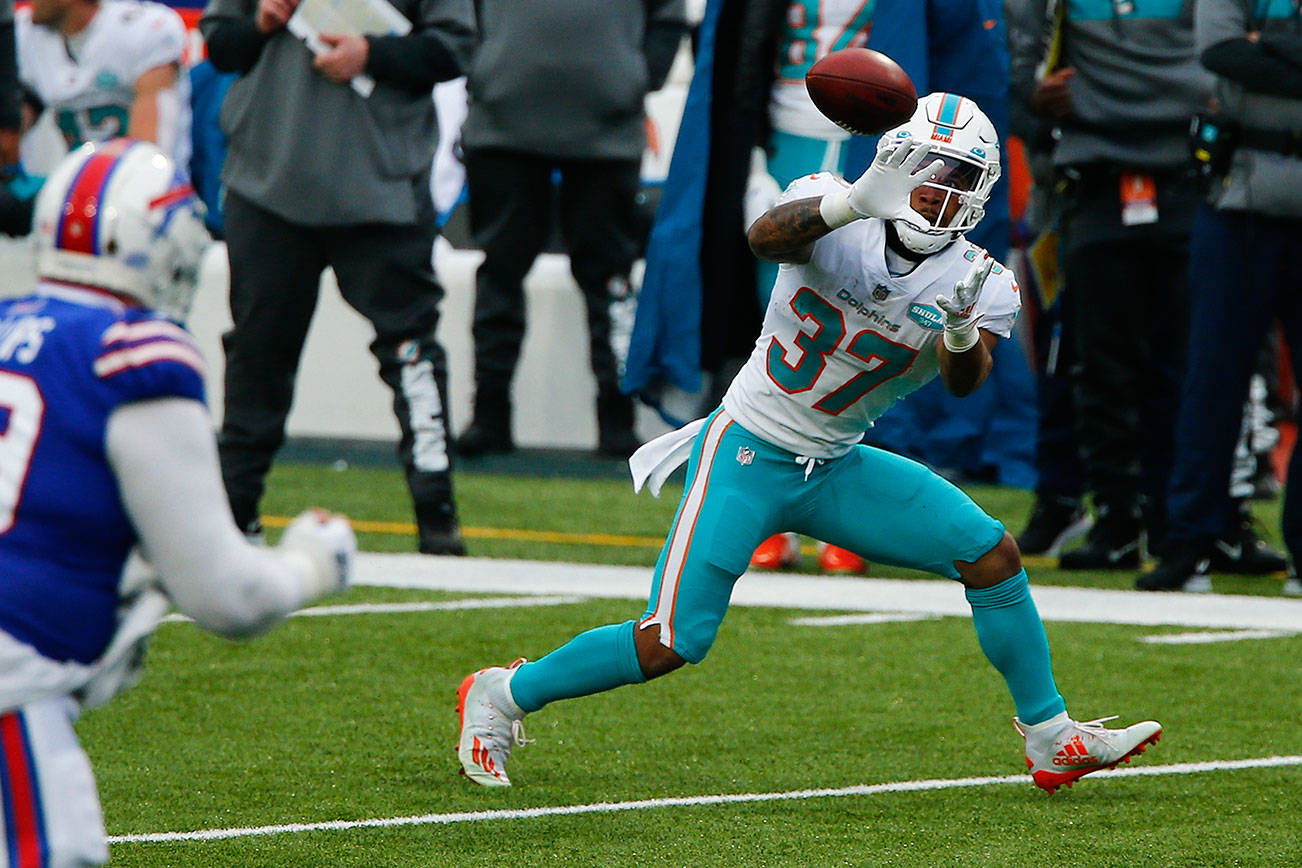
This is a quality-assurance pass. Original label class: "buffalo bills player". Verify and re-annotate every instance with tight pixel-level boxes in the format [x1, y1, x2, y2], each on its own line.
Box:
[0, 138, 354, 866]
[456, 94, 1162, 794]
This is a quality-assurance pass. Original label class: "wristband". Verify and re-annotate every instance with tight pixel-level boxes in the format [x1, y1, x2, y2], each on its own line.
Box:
[943, 324, 980, 353]
[819, 191, 859, 229]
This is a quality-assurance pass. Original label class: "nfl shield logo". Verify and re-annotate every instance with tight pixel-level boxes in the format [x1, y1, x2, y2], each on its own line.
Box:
[872, 284, 890, 301]
[736, 446, 755, 466]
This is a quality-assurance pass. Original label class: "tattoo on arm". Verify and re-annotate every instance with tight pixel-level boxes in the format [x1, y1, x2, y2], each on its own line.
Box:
[748, 197, 830, 263]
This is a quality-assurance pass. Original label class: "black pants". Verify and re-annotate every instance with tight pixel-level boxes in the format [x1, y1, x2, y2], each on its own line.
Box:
[219, 190, 458, 539]
[463, 147, 640, 433]
[1168, 205, 1302, 556]
[1029, 291, 1085, 501]
[1060, 169, 1196, 521]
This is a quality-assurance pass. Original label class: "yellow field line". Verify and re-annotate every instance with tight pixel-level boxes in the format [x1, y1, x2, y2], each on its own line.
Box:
[260, 514, 1057, 568]
[262, 514, 665, 549]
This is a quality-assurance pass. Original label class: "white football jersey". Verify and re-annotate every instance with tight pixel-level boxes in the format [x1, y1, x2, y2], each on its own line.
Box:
[723, 172, 1021, 458]
[17, 0, 190, 168]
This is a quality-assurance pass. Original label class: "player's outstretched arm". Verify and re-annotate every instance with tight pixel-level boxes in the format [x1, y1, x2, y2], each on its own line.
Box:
[936, 256, 996, 397]
[106, 398, 354, 639]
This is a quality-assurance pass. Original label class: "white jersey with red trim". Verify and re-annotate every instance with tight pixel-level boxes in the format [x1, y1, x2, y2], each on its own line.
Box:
[17, 0, 191, 167]
[0, 284, 205, 667]
[722, 171, 1020, 459]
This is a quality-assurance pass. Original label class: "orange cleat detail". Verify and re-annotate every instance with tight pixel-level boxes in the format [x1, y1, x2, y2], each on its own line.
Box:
[818, 542, 866, 574]
[750, 533, 799, 570]
[1030, 730, 1162, 794]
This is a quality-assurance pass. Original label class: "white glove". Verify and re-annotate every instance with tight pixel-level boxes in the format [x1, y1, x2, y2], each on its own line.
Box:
[744, 146, 782, 230]
[820, 134, 942, 229]
[936, 255, 994, 352]
[278, 509, 356, 602]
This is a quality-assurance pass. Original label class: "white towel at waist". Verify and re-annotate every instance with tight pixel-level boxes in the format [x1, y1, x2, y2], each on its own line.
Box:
[628, 417, 706, 497]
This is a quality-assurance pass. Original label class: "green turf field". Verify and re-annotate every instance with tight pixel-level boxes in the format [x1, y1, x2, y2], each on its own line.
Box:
[88, 462, 1302, 867]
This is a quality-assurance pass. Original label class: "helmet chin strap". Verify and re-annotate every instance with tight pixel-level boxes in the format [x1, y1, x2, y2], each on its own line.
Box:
[884, 220, 954, 260]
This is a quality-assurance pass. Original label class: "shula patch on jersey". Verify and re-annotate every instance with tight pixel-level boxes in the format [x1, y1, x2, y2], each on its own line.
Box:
[907, 303, 945, 331]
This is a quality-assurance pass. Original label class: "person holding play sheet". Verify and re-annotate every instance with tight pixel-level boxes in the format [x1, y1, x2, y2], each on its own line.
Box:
[200, 0, 474, 555]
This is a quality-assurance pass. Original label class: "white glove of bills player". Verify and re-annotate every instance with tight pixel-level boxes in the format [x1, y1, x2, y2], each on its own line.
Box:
[278, 509, 357, 601]
[936, 255, 995, 352]
[820, 134, 942, 228]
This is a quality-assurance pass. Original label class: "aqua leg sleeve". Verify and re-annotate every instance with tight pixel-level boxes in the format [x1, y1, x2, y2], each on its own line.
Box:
[965, 571, 1066, 726]
[507, 620, 647, 713]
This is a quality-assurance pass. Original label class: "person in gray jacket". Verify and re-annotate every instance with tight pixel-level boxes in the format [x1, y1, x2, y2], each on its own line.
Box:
[455, 0, 687, 459]
[1013, 0, 1212, 571]
[1139, 0, 1302, 593]
[199, 0, 474, 554]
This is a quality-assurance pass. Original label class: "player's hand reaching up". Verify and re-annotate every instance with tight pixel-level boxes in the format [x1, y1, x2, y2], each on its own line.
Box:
[936, 255, 994, 352]
[820, 134, 941, 229]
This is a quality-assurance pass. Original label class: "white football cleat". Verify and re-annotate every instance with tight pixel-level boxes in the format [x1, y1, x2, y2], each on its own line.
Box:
[456, 658, 529, 787]
[1015, 712, 1162, 794]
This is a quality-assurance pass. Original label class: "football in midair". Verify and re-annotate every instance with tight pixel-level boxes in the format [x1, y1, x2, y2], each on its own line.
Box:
[805, 49, 918, 136]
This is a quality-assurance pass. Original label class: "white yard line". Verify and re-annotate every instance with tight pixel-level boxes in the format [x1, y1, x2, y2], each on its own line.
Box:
[1139, 629, 1298, 645]
[160, 595, 583, 624]
[353, 554, 1302, 632]
[109, 755, 1302, 844]
[789, 613, 941, 626]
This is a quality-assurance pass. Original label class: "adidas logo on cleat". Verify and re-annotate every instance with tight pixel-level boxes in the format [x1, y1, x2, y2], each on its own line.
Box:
[1051, 735, 1099, 767]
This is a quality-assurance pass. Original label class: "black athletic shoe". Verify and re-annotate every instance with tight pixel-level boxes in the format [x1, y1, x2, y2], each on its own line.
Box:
[1247, 461, 1282, 501]
[455, 422, 514, 458]
[1059, 506, 1142, 570]
[419, 525, 467, 556]
[1136, 548, 1211, 592]
[1016, 496, 1093, 556]
[1209, 508, 1289, 575]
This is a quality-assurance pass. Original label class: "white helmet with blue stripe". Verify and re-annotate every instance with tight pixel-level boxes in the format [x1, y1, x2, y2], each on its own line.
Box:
[879, 92, 1001, 255]
[33, 138, 210, 320]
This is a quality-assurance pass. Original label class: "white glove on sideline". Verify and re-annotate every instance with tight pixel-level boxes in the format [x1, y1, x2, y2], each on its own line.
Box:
[744, 146, 783, 230]
[278, 510, 357, 602]
[936, 255, 994, 352]
[820, 135, 942, 228]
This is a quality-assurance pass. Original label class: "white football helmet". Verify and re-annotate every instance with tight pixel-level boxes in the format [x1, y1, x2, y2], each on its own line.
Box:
[34, 138, 210, 320]
[878, 92, 1001, 255]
